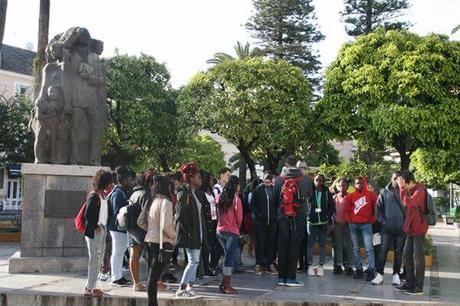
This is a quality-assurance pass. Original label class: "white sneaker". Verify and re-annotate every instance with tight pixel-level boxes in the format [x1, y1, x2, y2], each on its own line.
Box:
[392, 273, 401, 286]
[371, 272, 384, 285]
[317, 266, 324, 277]
[308, 266, 316, 276]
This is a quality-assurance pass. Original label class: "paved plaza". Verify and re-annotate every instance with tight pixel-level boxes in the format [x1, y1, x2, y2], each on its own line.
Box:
[0, 224, 459, 305]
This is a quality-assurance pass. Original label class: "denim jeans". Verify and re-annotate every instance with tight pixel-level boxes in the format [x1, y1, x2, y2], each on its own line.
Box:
[110, 230, 128, 281]
[349, 223, 375, 271]
[180, 248, 201, 285]
[333, 223, 354, 267]
[217, 232, 239, 276]
[85, 226, 106, 290]
[307, 223, 327, 266]
[404, 235, 425, 290]
[376, 229, 406, 275]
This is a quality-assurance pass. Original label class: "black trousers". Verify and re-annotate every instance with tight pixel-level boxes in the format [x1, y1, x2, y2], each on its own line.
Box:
[146, 243, 167, 306]
[253, 217, 277, 268]
[376, 230, 406, 275]
[404, 235, 425, 290]
[278, 216, 306, 281]
[298, 222, 308, 270]
[209, 220, 223, 269]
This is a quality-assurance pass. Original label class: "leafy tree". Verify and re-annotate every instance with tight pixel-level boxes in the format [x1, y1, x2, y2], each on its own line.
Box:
[179, 57, 313, 180]
[103, 53, 187, 172]
[342, 0, 411, 37]
[0, 95, 34, 164]
[207, 41, 253, 65]
[246, 0, 324, 85]
[300, 142, 341, 167]
[181, 135, 225, 176]
[318, 29, 460, 170]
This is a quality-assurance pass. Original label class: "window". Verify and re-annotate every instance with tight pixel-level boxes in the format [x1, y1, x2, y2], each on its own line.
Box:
[14, 82, 31, 96]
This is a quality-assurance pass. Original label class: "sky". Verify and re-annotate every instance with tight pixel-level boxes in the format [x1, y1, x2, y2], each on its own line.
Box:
[3, 0, 460, 88]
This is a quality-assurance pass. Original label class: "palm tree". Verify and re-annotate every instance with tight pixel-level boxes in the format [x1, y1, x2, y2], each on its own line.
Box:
[207, 41, 253, 65]
[229, 153, 247, 189]
[34, 0, 50, 97]
[0, 0, 7, 50]
[452, 24, 460, 34]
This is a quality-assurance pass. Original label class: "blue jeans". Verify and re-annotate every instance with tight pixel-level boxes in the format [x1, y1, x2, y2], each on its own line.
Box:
[180, 248, 201, 286]
[307, 223, 327, 266]
[349, 223, 375, 271]
[217, 232, 239, 276]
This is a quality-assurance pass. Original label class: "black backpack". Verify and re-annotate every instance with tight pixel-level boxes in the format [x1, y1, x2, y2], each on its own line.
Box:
[426, 192, 437, 226]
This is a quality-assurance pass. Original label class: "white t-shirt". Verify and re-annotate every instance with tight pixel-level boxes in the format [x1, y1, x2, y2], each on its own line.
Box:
[206, 192, 218, 221]
[98, 194, 108, 226]
[212, 183, 223, 200]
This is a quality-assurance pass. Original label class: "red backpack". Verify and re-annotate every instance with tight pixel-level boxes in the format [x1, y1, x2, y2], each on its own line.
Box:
[281, 177, 302, 217]
[74, 191, 96, 233]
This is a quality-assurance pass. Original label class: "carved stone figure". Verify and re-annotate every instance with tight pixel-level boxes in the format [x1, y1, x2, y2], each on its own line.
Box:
[32, 27, 107, 165]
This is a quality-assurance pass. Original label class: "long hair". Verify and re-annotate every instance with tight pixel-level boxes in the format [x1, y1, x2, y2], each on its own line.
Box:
[218, 175, 239, 213]
[151, 175, 170, 198]
[200, 170, 213, 194]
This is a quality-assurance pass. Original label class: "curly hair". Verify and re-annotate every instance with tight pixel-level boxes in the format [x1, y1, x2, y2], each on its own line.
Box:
[92, 170, 113, 191]
[217, 175, 239, 213]
[179, 162, 199, 183]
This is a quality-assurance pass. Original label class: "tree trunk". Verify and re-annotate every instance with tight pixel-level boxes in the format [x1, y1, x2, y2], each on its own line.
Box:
[393, 134, 411, 170]
[399, 150, 411, 171]
[238, 145, 257, 184]
[159, 153, 170, 173]
[0, 0, 7, 50]
[238, 158, 247, 188]
[264, 149, 283, 175]
[34, 0, 50, 98]
[365, 0, 374, 34]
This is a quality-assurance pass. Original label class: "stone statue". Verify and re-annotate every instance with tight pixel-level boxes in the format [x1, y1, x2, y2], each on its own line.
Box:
[31, 27, 107, 166]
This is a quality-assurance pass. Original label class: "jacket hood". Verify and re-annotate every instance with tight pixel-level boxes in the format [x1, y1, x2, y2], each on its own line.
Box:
[281, 167, 303, 178]
[354, 176, 368, 194]
[385, 182, 399, 194]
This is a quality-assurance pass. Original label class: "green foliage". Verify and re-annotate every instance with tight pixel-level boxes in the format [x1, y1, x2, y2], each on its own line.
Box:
[104, 53, 188, 172]
[318, 29, 460, 170]
[299, 142, 341, 167]
[181, 135, 225, 176]
[246, 0, 324, 84]
[179, 57, 315, 176]
[411, 148, 460, 188]
[342, 0, 411, 37]
[424, 234, 434, 256]
[318, 159, 397, 189]
[0, 95, 34, 164]
[207, 41, 254, 65]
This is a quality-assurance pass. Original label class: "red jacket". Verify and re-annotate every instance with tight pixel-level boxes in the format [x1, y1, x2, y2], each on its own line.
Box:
[346, 177, 377, 224]
[400, 183, 428, 236]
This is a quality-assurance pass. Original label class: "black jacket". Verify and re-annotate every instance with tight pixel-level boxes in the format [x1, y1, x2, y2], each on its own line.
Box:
[376, 183, 405, 234]
[107, 186, 130, 232]
[250, 184, 276, 224]
[175, 185, 208, 250]
[84, 192, 100, 239]
[308, 186, 334, 225]
[273, 167, 313, 218]
[128, 186, 151, 231]
[196, 189, 214, 244]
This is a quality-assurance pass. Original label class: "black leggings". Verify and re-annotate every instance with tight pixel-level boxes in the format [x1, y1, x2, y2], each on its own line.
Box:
[147, 243, 167, 306]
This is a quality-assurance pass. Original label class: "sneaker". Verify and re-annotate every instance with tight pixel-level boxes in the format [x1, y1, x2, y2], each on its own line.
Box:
[112, 277, 130, 286]
[345, 266, 354, 276]
[254, 264, 263, 275]
[317, 266, 324, 277]
[365, 269, 376, 281]
[353, 269, 363, 279]
[392, 273, 401, 286]
[175, 289, 197, 298]
[268, 264, 278, 275]
[277, 279, 286, 286]
[371, 273, 384, 285]
[394, 283, 412, 292]
[186, 288, 198, 297]
[98, 273, 111, 282]
[333, 265, 343, 275]
[285, 280, 304, 287]
[405, 287, 423, 295]
[307, 266, 316, 276]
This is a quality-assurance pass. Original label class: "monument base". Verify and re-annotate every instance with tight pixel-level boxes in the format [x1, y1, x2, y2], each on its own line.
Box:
[8, 163, 108, 274]
[9, 251, 87, 273]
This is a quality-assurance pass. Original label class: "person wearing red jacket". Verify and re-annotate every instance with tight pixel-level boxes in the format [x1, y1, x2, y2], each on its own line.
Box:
[394, 170, 428, 296]
[346, 176, 377, 281]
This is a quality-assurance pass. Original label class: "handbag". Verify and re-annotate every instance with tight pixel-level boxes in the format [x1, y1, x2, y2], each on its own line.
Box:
[158, 198, 174, 264]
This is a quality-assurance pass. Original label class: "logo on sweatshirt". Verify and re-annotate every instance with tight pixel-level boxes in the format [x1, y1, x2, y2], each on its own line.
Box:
[354, 196, 368, 214]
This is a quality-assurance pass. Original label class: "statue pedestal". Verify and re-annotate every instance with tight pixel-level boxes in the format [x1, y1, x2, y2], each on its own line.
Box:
[9, 163, 109, 273]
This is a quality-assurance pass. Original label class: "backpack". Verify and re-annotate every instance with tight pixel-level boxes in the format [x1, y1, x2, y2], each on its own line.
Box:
[426, 192, 437, 226]
[74, 191, 96, 233]
[281, 177, 302, 217]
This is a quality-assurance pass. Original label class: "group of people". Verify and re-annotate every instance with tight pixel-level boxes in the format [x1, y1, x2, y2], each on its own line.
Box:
[81, 156, 431, 306]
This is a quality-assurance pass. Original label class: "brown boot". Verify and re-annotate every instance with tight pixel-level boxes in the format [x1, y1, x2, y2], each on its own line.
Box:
[221, 275, 237, 294]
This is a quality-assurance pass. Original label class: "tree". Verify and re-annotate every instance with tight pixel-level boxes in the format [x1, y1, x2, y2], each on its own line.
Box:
[181, 135, 225, 176]
[0, 0, 7, 49]
[0, 95, 34, 164]
[318, 29, 460, 170]
[179, 58, 314, 180]
[300, 142, 341, 167]
[342, 0, 411, 37]
[246, 0, 324, 85]
[207, 41, 253, 65]
[103, 53, 187, 172]
[34, 0, 50, 97]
